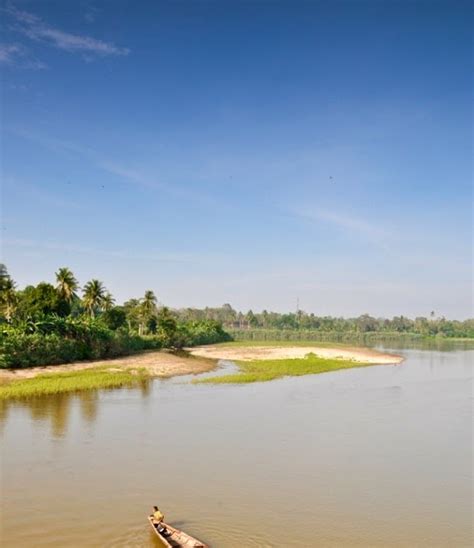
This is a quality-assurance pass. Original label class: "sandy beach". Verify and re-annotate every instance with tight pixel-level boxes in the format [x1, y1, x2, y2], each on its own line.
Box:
[0, 350, 216, 381]
[189, 344, 404, 364]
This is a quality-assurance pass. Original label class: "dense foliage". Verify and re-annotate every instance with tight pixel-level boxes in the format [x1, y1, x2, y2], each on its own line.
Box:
[176, 305, 474, 339]
[0, 318, 160, 368]
[0, 265, 230, 368]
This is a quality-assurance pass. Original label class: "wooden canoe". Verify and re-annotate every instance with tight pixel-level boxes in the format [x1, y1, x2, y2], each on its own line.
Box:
[148, 516, 209, 547]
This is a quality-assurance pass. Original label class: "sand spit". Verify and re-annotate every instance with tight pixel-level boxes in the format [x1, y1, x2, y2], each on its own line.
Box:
[189, 345, 404, 364]
[0, 344, 403, 383]
[0, 350, 216, 381]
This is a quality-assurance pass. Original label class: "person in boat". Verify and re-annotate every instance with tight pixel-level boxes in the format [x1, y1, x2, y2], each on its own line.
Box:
[152, 506, 164, 524]
[151, 506, 169, 536]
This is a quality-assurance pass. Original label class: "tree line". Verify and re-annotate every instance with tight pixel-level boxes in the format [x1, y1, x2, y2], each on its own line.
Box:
[175, 304, 474, 339]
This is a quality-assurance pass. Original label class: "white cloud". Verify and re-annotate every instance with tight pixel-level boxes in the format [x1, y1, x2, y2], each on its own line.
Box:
[6, 4, 129, 57]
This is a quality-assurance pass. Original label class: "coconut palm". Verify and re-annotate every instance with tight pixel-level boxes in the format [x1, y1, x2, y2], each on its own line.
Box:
[55, 267, 79, 303]
[139, 290, 157, 335]
[141, 290, 157, 315]
[82, 279, 106, 317]
[102, 292, 115, 312]
[1, 278, 17, 322]
[0, 264, 17, 321]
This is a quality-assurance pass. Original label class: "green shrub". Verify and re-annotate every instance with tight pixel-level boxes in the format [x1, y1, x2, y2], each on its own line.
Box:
[175, 320, 231, 347]
[0, 318, 162, 368]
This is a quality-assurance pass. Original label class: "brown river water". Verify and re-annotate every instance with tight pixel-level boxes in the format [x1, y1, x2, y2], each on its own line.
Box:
[1, 344, 472, 547]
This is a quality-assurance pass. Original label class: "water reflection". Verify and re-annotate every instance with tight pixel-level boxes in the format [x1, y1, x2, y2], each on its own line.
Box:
[0, 379, 152, 438]
[368, 337, 474, 352]
[78, 391, 99, 424]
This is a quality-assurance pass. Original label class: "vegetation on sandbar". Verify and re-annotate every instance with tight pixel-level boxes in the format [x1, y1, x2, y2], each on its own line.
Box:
[196, 353, 373, 384]
[0, 367, 149, 400]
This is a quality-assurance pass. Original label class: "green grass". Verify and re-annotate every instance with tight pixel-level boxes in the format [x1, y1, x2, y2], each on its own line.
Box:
[0, 367, 149, 400]
[196, 353, 374, 384]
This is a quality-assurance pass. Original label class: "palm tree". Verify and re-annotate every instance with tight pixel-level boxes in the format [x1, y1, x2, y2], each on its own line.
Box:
[55, 267, 79, 303]
[139, 290, 157, 335]
[102, 292, 115, 312]
[82, 279, 106, 317]
[1, 277, 17, 322]
[0, 264, 17, 322]
[141, 290, 157, 315]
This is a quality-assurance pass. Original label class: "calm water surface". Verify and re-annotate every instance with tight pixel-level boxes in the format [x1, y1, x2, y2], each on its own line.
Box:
[1, 346, 472, 547]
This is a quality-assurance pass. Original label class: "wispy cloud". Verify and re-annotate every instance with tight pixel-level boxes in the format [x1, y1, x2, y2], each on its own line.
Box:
[0, 42, 46, 68]
[9, 127, 217, 206]
[292, 206, 389, 246]
[4, 176, 84, 210]
[4, 237, 200, 263]
[0, 43, 21, 63]
[83, 4, 100, 24]
[5, 4, 129, 57]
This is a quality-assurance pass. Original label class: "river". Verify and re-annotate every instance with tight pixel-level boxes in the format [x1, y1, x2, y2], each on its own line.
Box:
[1, 344, 472, 547]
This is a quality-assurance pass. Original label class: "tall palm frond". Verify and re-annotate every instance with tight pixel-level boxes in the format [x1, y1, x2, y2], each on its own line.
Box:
[102, 292, 115, 312]
[0, 265, 17, 322]
[141, 290, 157, 316]
[55, 267, 79, 303]
[82, 279, 106, 317]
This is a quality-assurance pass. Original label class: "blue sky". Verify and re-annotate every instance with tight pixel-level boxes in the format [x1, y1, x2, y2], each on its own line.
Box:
[1, 0, 472, 318]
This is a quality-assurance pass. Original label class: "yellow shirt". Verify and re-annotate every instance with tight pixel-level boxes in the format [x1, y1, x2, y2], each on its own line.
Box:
[153, 510, 164, 522]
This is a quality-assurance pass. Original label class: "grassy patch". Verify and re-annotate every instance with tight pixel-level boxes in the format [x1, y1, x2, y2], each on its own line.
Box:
[0, 367, 149, 400]
[196, 353, 373, 384]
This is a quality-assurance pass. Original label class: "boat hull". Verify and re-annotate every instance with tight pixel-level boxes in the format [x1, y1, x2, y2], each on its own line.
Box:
[147, 516, 208, 547]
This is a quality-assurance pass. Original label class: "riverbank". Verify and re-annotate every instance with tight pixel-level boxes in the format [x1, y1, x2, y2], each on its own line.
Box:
[189, 342, 403, 364]
[0, 349, 216, 382]
[0, 342, 402, 398]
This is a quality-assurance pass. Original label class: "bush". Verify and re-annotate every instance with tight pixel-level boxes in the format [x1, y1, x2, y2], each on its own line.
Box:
[176, 320, 232, 347]
[0, 318, 161, 368]
[0, 315, 230, 368]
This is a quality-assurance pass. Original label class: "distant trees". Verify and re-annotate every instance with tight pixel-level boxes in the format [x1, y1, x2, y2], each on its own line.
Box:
[174, 303, 474, 339]
[1, 263, 473, 347]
